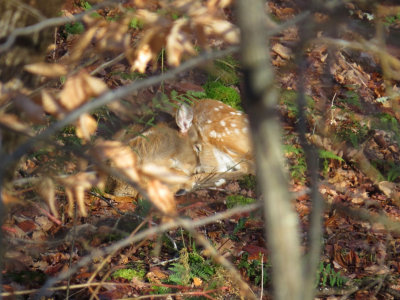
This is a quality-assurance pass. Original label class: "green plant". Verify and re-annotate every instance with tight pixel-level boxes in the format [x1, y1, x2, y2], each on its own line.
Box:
[169, 89, 206, 106]
[384, 12, 400, 26]
[335, 118, 369, 147]
[134, 198, 152, 218]
[387, 163, 400, 182]
[229, 217, 247, 241]
[226, 195, 256, 209]
[129, 17, 144, 29]
[64, 22, 85, 35]
[208, 55, 240, 85]
[238, 252, 269, 287]
[203, 81, 242, 110]
[79, 0, 92, 9]
[373, 113, 400, 144]
[112, 267, 146, 281]
[319, 150, 344, 175]
[339, 90, 361, 109]
[168, 246, 216, 286]
[238, 174, 257, 190]
[284, 144, 307, 182]
[317, 262, 347, 288]
[279, 90, 315, 119]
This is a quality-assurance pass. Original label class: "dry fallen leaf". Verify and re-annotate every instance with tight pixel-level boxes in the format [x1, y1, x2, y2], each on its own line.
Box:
[0, 113, 34, 136]
[24, 62, 68, 77]
[192, 277, 202, 287]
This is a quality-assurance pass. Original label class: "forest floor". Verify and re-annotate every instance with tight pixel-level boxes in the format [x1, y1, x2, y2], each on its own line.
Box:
[2, 1, 400, 299]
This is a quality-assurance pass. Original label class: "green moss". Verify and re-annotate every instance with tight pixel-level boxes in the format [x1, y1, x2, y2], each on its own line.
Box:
[129, 17, 144, 29]
[112, 268, 146, 281]
[226, 195, 256, 208]
[203, 81, 242, 110]
[238, 175, 257, 190]
[64, 22, 85, 35]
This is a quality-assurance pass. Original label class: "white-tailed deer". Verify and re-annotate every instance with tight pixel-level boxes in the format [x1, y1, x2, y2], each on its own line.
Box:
[107, 99, 254, 198]
[176, 99, 254, 175]
[107, 123, 199, 197]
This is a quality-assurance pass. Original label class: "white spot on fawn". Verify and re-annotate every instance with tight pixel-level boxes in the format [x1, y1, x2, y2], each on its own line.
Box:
[234, 128, 240, 134]
[214, 107, 220, 111]
[215, 178, 226, 186]
[210, 130, 217, 138]
[212, 148, 237, 172]
[220, 120, 226, 126]
[207, 120, 212, 124]
[242, 127, 248, 133]
[231, 123, 237, 127]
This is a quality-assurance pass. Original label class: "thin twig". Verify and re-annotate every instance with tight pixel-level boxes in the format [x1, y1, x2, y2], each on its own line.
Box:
[90, 53, 126, 76]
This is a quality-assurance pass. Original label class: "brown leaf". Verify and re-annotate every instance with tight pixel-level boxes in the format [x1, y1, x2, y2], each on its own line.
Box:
[37, 178, 58, 218]
[192, 277, 202, 287]
[166, 19, 196, 66]
[24, 62, 68, 77]
[41, 89, 65, 117]
[272, 43, 292, 60]
[0, 113, 34, 136]
[147, 180, 176, 215]
[17, 220, 37, 233]
[94, 139, 139, 182]
[75, 113, 98, 141]
[59, 71, 108, 111]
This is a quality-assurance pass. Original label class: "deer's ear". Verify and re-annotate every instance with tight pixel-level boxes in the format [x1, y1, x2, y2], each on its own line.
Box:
[176, 104, 193, 133]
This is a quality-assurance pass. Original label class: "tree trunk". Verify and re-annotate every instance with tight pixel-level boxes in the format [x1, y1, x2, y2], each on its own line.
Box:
[236, 0, 304, 299]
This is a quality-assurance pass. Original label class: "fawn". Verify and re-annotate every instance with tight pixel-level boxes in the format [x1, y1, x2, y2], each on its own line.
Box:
[176, 99, 254, 175]
[107, 122, 199, 197]
[107, 99, 253, 197]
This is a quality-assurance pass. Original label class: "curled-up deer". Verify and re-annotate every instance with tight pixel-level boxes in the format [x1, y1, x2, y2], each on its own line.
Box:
[107, 99, 254, 198]
[107, 123, 199, 197]
[176, 99, 254, 176]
